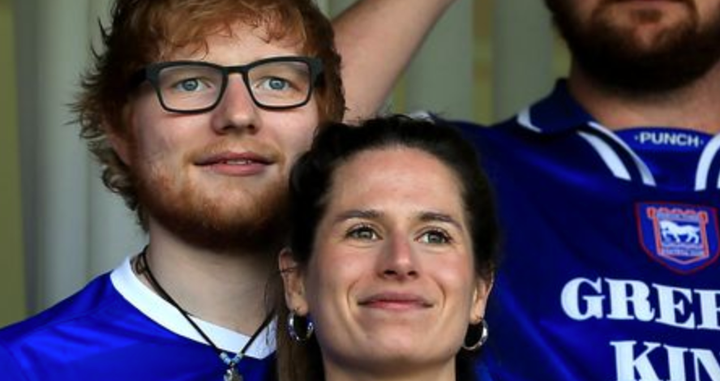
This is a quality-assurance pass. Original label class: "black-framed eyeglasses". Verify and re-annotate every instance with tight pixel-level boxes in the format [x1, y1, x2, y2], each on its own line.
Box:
[129, 56, 324, 114]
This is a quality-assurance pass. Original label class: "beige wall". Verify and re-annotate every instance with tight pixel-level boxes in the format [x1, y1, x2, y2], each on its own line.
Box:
[473, 0, 493, 123]
[0, 0, 27, 325]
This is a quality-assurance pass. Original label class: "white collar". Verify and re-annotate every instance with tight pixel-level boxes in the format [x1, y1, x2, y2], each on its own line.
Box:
[110, 256, 275, 359]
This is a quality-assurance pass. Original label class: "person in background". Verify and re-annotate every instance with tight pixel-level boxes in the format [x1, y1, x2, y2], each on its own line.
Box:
[0, 0, 456, 379]
[339, 0, 720, 380]
[276, 115, 499, 381]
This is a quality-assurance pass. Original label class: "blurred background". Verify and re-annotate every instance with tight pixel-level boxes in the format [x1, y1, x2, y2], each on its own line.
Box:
[0, 0, 568, 325]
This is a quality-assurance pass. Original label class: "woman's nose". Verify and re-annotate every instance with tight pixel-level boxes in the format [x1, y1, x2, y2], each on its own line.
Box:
[379, 237, 419, 280]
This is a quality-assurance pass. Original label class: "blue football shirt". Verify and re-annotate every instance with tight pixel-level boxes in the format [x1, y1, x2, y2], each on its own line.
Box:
[0, 257, 275, 380]
[453, 81, 720, 381]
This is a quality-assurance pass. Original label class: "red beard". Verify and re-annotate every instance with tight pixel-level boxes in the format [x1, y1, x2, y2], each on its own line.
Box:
[132, 147, 290, 256]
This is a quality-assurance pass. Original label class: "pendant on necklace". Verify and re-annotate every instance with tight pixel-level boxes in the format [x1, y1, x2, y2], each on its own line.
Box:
[224, 367, 242, 381]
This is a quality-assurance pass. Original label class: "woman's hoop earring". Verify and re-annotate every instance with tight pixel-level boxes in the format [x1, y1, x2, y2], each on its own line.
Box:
[462, 319, 489, 351]
[288, 311, 314, 342]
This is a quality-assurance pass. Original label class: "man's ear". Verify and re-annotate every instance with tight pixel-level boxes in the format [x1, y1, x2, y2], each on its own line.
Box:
[279, 248, 309, 314]
[470, 276, 493, 324]
[108, 127, 132, 166]
[103, 110, 133, 166]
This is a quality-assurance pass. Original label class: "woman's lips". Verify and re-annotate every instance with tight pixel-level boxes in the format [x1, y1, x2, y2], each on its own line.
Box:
[358, 292, 433, 311]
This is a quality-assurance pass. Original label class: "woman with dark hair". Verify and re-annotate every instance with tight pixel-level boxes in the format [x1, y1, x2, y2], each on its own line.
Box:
[276, 115, 501, 381]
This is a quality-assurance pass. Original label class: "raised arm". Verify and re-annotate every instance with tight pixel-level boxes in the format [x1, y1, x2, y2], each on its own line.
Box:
[332, 0, 457, 122]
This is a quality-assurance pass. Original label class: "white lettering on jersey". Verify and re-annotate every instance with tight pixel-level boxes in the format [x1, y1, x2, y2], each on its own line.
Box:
[560, 277, 720, 330]
[637, 131, 705, 148]
[611, 341, 720, 381]
[606, 278, 655, 321]
[561, 277, 604, 319]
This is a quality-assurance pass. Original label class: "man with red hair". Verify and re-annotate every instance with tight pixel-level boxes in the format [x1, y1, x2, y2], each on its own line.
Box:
[0, 0, 454, 380]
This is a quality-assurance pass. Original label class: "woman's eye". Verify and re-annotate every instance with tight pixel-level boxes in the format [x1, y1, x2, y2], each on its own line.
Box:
[418, 229, 452, 244]
[346, 225, 379, 241]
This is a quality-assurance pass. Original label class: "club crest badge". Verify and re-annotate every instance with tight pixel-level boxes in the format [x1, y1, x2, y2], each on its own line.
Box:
[637, 203, 719, 274]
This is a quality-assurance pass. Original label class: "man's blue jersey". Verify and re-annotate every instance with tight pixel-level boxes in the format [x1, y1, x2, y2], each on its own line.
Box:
[0, 257, 275, 381]
[456, 81, 720, 381]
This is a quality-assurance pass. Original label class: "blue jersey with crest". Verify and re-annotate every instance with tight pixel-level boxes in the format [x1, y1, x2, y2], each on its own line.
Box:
[454, 81, 720, 381]
[0, 257, 275, 381]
